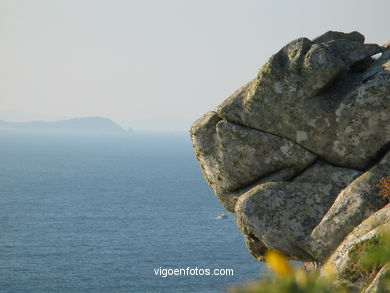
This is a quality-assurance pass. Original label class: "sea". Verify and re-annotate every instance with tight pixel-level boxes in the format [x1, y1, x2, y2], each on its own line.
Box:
[0, 131, 263, 293]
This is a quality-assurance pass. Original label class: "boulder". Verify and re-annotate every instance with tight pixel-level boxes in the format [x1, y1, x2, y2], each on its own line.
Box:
[190, 111, 316, 212]
[190, 31, 390, 283]
[308, 150, 390, 261]
[215, 31, 388, 170]
[235, 182, 342, 261]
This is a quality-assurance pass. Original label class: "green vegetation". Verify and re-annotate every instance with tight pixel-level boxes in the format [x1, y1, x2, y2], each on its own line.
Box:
[360, 233, 390, 268]
[229, 233, 390, 293]
[341, 236, 382, 284]
[229, 271, 351, 293]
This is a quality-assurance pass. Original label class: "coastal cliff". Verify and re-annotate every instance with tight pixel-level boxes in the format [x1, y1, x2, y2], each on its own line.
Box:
[190, 31, 390, 291]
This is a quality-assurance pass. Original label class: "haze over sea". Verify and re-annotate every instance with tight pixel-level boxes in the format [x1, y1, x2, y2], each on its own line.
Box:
[0, 130, 262, 293]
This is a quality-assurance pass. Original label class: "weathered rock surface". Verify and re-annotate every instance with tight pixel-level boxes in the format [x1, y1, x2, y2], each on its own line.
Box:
[215, 31, 388, 170]
[235, 182, 342, 261]
[324, 204, 390, 285]
[190, 111, 316, 212]
[362, 264, 389, 293]
[309, 150, 390, 261]
[293, 159, 362, 188]
[190, 30, 390, 290]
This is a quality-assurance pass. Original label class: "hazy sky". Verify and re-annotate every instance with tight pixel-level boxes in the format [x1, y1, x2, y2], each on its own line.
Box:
[1, 0, 389, 131]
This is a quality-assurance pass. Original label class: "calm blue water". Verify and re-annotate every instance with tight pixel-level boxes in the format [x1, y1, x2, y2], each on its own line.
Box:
[0, 131, 262, 293]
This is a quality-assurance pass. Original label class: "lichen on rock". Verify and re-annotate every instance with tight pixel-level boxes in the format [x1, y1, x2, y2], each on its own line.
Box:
[190, 30, 390, 290]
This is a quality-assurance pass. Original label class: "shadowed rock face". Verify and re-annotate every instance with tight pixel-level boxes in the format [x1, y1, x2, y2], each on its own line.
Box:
[191, 111, 316, 212]
[190, 31, 390, 263]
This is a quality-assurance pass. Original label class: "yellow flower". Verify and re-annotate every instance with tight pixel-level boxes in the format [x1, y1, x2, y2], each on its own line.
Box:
[295, 269, 308, 287]
[322, 261, 336, 280]
[265, 250, 292, 277]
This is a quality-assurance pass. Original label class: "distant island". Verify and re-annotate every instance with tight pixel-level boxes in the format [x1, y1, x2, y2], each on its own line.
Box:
[0, 117, 127, 133]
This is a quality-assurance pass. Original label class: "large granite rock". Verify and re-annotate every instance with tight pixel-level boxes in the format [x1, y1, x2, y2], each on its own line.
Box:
[215, 31, 388, 170]
[190, 31, 390, 289]
[190, 111, 316, 211]
[308, 150, 390, 261]
[235, 182, 342, 261]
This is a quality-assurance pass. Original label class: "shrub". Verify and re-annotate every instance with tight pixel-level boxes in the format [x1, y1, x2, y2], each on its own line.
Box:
[341, 236, 382, 284]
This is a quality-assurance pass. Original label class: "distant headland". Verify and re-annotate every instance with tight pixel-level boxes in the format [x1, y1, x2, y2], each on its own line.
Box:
[0, 117, 129, 133]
